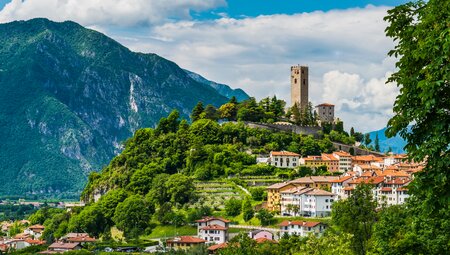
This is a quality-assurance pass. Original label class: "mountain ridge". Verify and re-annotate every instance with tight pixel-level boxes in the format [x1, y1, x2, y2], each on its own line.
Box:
[0, 18, 232, 198]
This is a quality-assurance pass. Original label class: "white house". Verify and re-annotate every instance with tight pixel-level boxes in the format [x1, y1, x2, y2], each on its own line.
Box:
[195, 217, 230, 244]
[330, 176, 354, 200]
[384, 155, 406, 166]
[279, 220, 326, 237]
[280, 187, 336, 217]
[269, 151, 300, 168]
[302, 189, 336, 217]
[332, 151, 353, 172]
[24, 225, 45, 239]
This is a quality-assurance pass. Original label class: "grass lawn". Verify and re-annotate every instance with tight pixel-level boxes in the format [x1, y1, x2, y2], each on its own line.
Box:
[144, 225, 197, 239]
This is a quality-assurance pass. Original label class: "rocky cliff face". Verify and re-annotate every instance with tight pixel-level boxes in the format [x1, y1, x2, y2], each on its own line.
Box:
[0, 18, 230, 198]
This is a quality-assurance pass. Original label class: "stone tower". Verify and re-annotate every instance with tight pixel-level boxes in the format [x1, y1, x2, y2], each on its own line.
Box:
[291, 65, 309, 110]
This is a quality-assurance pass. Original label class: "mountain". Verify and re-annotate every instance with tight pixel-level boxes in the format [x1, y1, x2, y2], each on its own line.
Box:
[184, 70, 250, 102]
[366, 127, 407, 154]
[0, 18, 230, 198]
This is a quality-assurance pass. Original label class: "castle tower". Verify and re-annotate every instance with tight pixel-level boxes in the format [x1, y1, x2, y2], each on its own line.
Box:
[290, 65, 309, 110]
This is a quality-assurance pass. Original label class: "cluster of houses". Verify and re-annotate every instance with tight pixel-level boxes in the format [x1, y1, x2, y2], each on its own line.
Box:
[166, 216, 325, 253]
[0, 221, 96, 254]
[266, 151, 422, 215]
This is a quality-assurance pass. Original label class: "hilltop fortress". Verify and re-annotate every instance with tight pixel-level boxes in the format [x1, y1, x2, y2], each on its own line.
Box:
[290, 65, 335, 125]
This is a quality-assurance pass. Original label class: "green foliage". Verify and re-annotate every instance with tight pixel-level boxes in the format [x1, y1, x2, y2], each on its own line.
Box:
[0, 204, 36, 222]
[364, 134, 372, 146]
[332, 184, 377, 255]
[242, 198, 254, 222]
[165, 174, 196, 205]
[249, 187, 266, 201]
[191, 102, 205, 122]
[224, 199, 242, 217]
[299, 230, 354, 255]
[256, 209, 274, 226]
[374, 134, 380, 152]
[113, 195, 152, 239]
[384, 1, 450, 253]
[68, 204, 107, 238]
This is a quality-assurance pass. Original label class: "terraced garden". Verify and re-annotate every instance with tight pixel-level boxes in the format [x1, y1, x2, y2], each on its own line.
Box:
[194, 180, 245, 209]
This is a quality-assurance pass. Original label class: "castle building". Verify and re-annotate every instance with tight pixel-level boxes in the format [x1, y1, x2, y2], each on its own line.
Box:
[291, 65, 309, 110]
[315, 103, 335, 123]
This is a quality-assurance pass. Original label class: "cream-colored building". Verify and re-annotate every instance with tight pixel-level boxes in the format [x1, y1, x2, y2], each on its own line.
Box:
[315, 103, 335, 123]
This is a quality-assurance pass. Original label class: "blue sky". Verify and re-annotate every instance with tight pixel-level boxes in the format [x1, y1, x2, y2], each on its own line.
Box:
[0, 0, 410, 132]
[195, 0, 409, 18]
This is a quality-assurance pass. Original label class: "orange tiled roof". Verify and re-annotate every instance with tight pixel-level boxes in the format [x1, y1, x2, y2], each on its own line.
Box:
[267, 182, 294, 190]
[207, 243, 228, 251]
[28, 225, 45, 230]
[333, 151, 352, 157]
[349, 176, 385, 185]
[322, 154, 338, 161]
[195, 217, 231, 223]
[271, 151, 300, 157]
[201, 224, 228, 231]
[166, 236, 206, 244]
[380, 187, 392, 192]
[316, 103, 335, 107]
[329, 176, 353, 183]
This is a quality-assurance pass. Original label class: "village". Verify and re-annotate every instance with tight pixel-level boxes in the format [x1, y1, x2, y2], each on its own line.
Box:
[0, 65, 424, 254]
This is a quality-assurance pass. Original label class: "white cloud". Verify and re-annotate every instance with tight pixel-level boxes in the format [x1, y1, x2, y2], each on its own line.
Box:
[0, 0, 226, 26]
[114, 6, 398, 132]
[0, 1, 399, 132]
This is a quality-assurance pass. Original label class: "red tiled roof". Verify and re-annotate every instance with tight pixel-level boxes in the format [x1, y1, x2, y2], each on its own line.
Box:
[48, 242, 80, 250]
[166, 236, 206, 244]
[349, 176, 385, 185]
[67, 236, 97, 242]
[289, 176, 339, 184]
[329, 176, 353, 183]
[279, 220, 321, 227]
[316, 103, 334, 107]
[333, 151, 351, 157]
[322, 154, 338, 161]
[267, 182, 294, 190]
[305, 189, 335, 196]
[271, 151, 300, 157]
[207, 243, 228, 251]
[201, 224, 228, 231]
[29, 224, 45, 230]
[380, 187, 392, 192]
[25, 239, 46, 245]
[195, 217, 231, 223]
[343, 187, 354, 191]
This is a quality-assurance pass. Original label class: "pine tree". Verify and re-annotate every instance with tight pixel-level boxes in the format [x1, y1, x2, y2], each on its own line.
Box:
[190, 102, 204, 122]
[374, 133, 380, 152]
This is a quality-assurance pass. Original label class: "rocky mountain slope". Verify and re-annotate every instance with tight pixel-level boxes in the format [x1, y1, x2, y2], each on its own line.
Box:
[0, 18, 231, 198]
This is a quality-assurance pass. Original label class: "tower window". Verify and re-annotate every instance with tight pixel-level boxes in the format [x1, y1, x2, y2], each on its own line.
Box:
[294, 78, 297, 84]
[303, 80, 306, 85]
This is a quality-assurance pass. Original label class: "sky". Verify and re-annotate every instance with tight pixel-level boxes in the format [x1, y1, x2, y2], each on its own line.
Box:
[0, 0, 410, 132]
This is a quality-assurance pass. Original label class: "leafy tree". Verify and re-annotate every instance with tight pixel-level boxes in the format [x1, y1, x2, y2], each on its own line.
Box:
[256, 209, 274, 226]
[165, 173, 196, 205]
[249, 187, 266, 201]
[113, 195, 152, 239]
[68, 204, 107, 238]
[332, 184, 377, 255]
[191, 102, 204, 122]
[219, 102, 238, 121]
[97, 188, 129, 225]
[203, 104, 219, 121]
[384, 1, 450, 252]
[350, 127, 355, 137]
[156, 110, 180, 134]
[225, 199, 242, 217]
[242, 198, 254, 222]
[300, 230, 354, 255]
